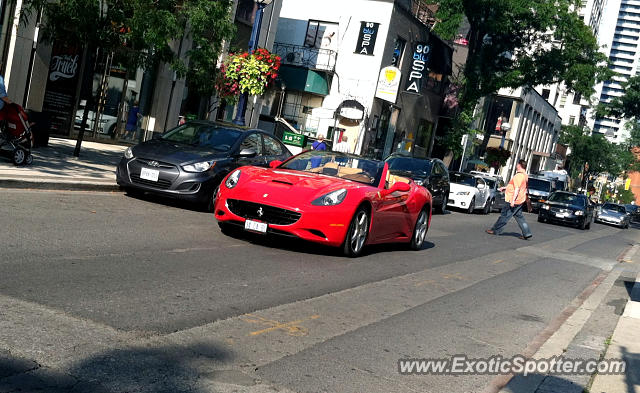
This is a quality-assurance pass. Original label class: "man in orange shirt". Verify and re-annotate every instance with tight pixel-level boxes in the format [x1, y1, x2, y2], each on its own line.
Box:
[486, 159, 532, 239]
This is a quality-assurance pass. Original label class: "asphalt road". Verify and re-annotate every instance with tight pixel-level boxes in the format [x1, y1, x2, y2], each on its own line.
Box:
[1, 189, 638, 393]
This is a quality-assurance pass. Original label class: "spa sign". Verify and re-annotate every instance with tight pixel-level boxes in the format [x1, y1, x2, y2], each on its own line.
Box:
[355, 22, 379, 56]
[405, 42, 431, 94]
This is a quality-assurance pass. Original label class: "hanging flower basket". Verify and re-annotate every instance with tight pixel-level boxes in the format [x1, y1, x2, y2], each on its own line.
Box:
[485, 147, 512, 169]
[216, 48, 281, 104]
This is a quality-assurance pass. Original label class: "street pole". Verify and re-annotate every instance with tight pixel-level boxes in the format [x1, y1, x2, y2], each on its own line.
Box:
[459, 134, 469, 171]
[73, 46, 90, 157]
[233, 1, 269, 126]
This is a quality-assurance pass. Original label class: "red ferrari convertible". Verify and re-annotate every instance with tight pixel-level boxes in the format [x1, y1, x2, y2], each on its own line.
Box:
[214, 150, 432, 257]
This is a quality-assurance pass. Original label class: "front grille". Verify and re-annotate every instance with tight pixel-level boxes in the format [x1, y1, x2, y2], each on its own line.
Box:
[130, 174, 173, 189]
[226, 199, 301, 225]
[135, 158, 176, 169]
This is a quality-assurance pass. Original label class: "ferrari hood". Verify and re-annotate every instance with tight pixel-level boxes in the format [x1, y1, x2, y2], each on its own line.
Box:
[228, 166, 367, 206]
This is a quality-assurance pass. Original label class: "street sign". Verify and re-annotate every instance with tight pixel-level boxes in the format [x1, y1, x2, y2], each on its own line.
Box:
[625, 178, 631, 190]
[375, 66, 401, 103]
[282, 131, 307, 148]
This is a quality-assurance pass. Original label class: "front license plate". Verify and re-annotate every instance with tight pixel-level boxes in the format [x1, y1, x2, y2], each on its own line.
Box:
[245, 219, 267, 234]
[555, 212, 568, 218]
[140, 168, 159, 182]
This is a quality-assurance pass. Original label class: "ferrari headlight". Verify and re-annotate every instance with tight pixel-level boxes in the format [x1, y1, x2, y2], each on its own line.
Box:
[574, 210, 584, 216]
[124, 147, 134, 159]
[542, 204, 550, 210]
[456, 191, 471, 195]
[312, 188, 347, 206]
[183, 161, 215, 173]
[225, 169, 241, 189]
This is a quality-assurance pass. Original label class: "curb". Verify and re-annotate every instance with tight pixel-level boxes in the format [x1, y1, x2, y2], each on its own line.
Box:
[0, 178, 121, 192]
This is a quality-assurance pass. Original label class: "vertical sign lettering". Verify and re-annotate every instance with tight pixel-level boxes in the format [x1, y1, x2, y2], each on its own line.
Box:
[355, 22, 379, 56]
[42, 41, 83, 136]
[405, 42, 431, 94]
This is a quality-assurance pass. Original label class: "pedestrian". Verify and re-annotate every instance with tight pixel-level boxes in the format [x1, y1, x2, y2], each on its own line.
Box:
[312, 134, 327, 151]
[0, 66, 13, 138]
[0, 66, 13, 112]
[587, 186, 598, 205]
[485, 159, 532, 240]
[333, 135, 350, 153]
[124, 101, 141, 140]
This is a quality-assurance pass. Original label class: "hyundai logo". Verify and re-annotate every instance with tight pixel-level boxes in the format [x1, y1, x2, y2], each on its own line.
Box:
[257, 207, 264, 217]
[148, 160, 160, 167]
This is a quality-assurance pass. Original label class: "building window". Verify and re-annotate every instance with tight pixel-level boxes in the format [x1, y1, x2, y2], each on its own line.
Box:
[541, 89, 550, 99]
[559, 93, 567, 108]
[569, 116, 576, 125]
[235, 0, 256, 25]
[572, 93, 581, 105]
[304, 20, 338, 50]
[391, 37, 406, 67]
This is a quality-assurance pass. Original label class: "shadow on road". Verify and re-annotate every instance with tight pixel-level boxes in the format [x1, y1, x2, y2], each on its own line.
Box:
[219, 225, 436, 258]
[0, 342, 233, 392]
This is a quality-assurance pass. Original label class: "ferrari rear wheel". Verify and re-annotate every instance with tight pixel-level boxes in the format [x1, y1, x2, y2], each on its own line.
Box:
[410, 209, 429, 250]
[343, 207, 369, 257]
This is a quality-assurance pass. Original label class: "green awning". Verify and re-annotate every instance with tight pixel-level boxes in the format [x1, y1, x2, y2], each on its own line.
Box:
[279, 65, 330, 96]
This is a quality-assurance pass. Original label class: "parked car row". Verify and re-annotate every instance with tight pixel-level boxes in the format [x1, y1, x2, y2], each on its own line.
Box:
[118, 121, 634, 256]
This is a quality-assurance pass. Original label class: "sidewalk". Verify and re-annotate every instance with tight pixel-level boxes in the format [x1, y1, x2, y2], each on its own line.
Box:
[590, 269, 640, 393]
[0, 137, 126, 191]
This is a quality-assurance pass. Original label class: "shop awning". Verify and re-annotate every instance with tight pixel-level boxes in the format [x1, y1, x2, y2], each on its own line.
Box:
[278, 65, 330, 96]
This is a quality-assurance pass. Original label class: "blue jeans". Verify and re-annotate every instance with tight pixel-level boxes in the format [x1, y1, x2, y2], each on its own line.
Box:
[491, 204, 532, 238]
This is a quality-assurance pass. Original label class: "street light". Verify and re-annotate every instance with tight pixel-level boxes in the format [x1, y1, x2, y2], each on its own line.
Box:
[500, 122, 511, 149]
[233, 0, 274, 126]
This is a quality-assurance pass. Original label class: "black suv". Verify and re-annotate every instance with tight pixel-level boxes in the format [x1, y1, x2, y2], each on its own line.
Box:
[385, 153, 450, 213]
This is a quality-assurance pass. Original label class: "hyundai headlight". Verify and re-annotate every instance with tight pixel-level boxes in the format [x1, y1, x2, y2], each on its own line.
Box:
[574, 210, 584, 216]
[456, 191, 471, 195]
[124, 147, 134, 159]
[312, 188, 348, 206]
[225, 169, 241, 189]
[542, 204, 550, 210]
[183, 161, 215, 173]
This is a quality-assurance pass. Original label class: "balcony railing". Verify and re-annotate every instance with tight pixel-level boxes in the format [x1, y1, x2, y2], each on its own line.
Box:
[273, 43, 337, 73]
[397, 0, 438, 29]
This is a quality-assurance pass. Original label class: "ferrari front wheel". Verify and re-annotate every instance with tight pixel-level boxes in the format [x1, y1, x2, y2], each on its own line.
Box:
[343, 207, 369, 257]
[410, 209, 429, 250]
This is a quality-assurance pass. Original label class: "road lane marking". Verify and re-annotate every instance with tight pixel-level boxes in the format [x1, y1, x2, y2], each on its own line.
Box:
[492, 259, 505, 264]
[241, 314, 320, 337]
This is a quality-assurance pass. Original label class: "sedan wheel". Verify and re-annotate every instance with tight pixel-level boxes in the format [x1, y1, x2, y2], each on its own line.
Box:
[482, 199, 492, 215]
[343, 208, 369, 257]
[410, 209, 429, 250]
[467, 197, 475, 214]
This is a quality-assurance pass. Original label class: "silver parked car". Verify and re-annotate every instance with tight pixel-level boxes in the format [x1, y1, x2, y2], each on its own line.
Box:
[595, 203, 630, 229]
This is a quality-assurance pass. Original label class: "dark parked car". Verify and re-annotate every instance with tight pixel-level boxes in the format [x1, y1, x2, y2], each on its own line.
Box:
[538, 191, 594, 230]
[116, 121, 292, 210]
[385, 154, 450, 213]
[624, 204, 640, 222]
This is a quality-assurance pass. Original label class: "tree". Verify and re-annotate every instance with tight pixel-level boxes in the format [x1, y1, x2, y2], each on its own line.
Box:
[23, 0, 235, 89]
[560, 125, 635, 186]
[21, 0, 235, 152]
[596, 76, 640, 124]
[428, 0, 612, 155]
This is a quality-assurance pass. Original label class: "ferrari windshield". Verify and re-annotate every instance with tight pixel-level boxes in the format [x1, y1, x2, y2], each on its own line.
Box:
[280, 151, 385, 186]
